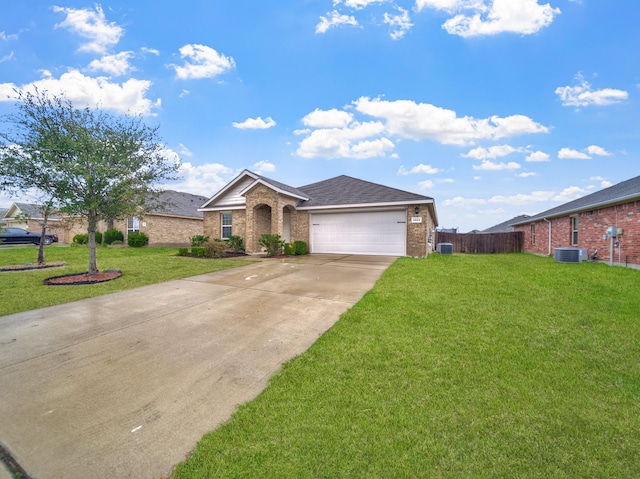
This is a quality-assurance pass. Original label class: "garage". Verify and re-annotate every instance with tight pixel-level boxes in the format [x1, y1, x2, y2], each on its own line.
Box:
[310, 210, 406, 255]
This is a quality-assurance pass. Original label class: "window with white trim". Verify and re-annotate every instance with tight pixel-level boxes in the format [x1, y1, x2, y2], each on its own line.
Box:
[570, 216, 578, 245]
[127, 216, 140, 233]
[221, 212, 232, 239]
[531, 224, 536, 245]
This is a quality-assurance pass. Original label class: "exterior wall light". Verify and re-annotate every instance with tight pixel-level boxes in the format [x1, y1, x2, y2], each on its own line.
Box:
[414, 206, 420, 215]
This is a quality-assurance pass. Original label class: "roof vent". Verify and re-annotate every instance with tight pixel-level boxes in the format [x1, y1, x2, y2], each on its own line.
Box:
[554, 247, 588, 263]
[437, 243, 453, 255]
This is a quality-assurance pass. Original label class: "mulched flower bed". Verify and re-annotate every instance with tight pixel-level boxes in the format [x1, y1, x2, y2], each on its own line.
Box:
[0, 261, 66, 272]
[44, 270, 122, 286]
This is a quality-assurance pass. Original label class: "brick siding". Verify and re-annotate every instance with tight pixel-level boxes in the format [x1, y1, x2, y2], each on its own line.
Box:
[515, 200, 640, 265]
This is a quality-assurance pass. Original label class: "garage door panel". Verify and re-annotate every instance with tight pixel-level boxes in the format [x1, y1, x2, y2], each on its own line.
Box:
[311, 211, 405, 256]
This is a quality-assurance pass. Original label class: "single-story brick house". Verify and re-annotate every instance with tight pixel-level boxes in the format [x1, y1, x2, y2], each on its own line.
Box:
[2, 202, 85, 243]
[113, 190, 209, 246]
[199, 170, 439, 256]
[3, 191, 208, 246]
[511, 175, 640, 265]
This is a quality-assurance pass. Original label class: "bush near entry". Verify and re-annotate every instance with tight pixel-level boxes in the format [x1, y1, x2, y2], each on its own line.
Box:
[127, 231, 149, 247]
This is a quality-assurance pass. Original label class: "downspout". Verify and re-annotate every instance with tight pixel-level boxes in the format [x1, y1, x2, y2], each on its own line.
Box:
[544, 218, 552, 256]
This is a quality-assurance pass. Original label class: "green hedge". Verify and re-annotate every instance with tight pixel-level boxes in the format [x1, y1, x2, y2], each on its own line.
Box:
[127, 231, 149, 247]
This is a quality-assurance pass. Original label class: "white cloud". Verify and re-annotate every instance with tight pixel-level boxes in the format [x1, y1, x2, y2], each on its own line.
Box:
[586, 145, 611, 156]
[167, 162, 234, 197]
[553, 186, 586, 202]
[252, 160, 276, 174]
[0, 51, 13, 63]
[472, 160, 521, 171]
[442, 0, 561, 37]
[462, 144, 520, 159]
[302, 108, 353, 128]
[179, 89, 190, 98]
[0, 69, 160, 115]
[442, 196, 487, 207]
[53, 5, 123, 54]
[555, 75, 628, 107]
[590, 176, 613, 188]
[178, 144, 192, 157]
[335, 0, 390, 8]
[141, 47, 160, 56]
[88, 51, 134, 76]
[439, 178, 455, 183]
[516, 172, 538, 177]
[316, 10, 359, 34]
[478, 207, 508, 216]
[384, 7, 413, 40]
[488, 190, 554, 204]
[526, 150, 550, 162]
[558, 147, 590, 159]
[418, 180, 435, 190]
[232, 116, 276, 130]
[0, 31, 19, 41]
[353, 96, 548, 145]
[397, 164, 441, 175]
[415, 0, 462, 12]
[296, 121, 393, 159]
[172, 44, 235, 80]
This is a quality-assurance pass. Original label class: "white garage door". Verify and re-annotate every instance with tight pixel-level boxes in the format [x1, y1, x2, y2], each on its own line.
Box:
[310, 210, 406, 255]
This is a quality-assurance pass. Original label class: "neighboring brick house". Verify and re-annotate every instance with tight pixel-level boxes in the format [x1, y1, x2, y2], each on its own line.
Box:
[114, 190, 209, 246]
[511, 175, 640, 265]
[199, 170, 439, 256]
[2, 202, 85, 243]
[3, 191, 207, 246]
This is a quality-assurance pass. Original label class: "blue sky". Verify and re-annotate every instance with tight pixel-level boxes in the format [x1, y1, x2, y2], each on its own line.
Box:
[1, 0, 638, 232]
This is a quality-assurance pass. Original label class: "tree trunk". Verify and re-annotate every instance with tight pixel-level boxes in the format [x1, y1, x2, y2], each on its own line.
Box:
[37, 210, 49, 265]
[88, 211, 99, 276]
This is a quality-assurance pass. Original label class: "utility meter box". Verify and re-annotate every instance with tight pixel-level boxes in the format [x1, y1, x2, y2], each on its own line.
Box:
[606, 226, 617, 238]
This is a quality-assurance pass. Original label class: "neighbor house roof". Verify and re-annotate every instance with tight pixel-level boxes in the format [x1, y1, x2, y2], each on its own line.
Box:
[297, 175, 433, 208]
[5, 202, 61, 220]
[152, 190, 209, 219]
[482, 215, 530, 233]
[512, 175, 640, 225]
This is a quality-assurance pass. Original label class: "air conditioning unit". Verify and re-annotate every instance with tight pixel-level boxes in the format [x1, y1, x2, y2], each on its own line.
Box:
[437, 243, 453, 254]
[554, 247, 588, 263]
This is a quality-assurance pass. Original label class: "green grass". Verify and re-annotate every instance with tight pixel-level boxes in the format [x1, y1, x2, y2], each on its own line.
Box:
[0, 245, 252, 316]
[171, 253, 640, 478]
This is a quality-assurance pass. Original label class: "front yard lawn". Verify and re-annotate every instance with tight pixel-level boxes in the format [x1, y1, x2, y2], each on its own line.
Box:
[0, 246, 252, 316]
[172, 253, 640, 478]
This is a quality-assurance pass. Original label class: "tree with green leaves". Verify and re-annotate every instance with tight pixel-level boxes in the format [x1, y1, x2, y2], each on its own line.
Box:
[0, 89, 181, 275]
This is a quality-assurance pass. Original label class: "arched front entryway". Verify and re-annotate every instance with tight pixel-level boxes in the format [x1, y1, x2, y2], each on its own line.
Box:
[252, 203, 272, 252]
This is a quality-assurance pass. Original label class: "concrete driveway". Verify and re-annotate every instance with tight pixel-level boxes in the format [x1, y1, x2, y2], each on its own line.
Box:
[0, 254, 395, 479]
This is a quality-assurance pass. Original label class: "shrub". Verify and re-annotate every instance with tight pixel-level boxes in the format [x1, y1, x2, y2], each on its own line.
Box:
[109, 240, 124, 246]
[177, 247, 189, 256]
[191, 246, 206, 257]
[284, 242, 296, 255]
[294, 240, 307, 255]
[190, 235, 209, 247]
[104, 228, 124, 245]
[259, 234, 284, 256]
[128, 231, 149, 247]
[205, 240, 227, 258]
[73, 233, 88, 245]
[226, 235, 245, 253]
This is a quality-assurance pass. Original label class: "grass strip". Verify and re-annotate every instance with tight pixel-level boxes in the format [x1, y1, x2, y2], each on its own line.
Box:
[172, 253, 640, 478]
[0, 246, 252, 316]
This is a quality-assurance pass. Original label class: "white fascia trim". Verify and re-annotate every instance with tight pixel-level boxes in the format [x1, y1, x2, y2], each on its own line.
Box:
[199, 169, 258, 209]
[198, 205, 246, 212]
[299, 199, 434, 211]
[238, 178, 309, 201]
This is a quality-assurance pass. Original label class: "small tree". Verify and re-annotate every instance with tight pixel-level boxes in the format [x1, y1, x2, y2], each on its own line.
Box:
[0, 89, 180, 275]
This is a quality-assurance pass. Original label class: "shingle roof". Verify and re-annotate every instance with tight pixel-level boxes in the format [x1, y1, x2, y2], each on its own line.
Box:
[152, 190, 209, 218]
[297, 175, 433, 208]
[11, 203, 61, 220]
[255, 174, 309, 200]
[482, 214, 530, 233]
[512, 175, 640, 225]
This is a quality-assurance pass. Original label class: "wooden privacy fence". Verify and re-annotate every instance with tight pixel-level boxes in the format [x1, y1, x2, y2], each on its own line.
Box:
[436, 232, 524, 254]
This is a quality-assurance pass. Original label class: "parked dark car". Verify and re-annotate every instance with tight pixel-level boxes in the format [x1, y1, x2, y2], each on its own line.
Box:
[0, 227, 59, 245]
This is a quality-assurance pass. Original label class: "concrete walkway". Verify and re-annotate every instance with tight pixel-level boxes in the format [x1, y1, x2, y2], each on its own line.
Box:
[0, 254, 395, 479]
